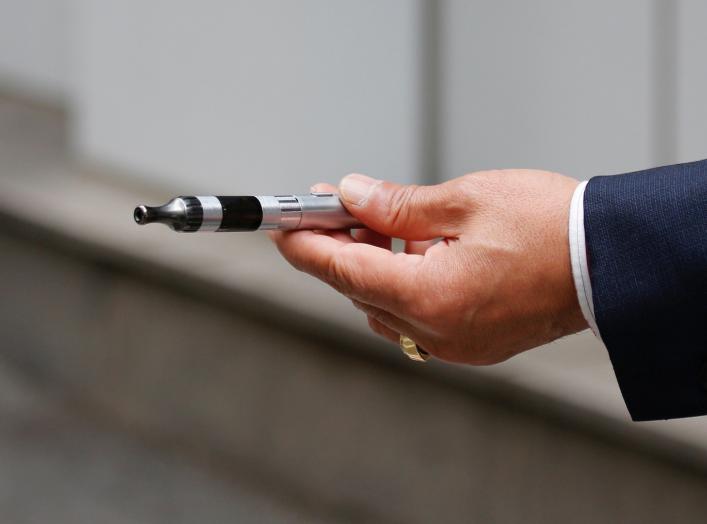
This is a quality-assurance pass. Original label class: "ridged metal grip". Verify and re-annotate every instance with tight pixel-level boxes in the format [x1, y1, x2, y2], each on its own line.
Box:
[257, 193, 362, 230]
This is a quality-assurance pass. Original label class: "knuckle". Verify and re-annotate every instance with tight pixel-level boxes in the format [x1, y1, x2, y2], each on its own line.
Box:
[326, 250, 353, 294]
[386, 184, 418, 230]
[438, 181, 474, 219]
[455, 174, 483, 200]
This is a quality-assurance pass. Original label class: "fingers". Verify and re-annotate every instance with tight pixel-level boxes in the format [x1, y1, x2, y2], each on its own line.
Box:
[366, 313, 433, 361]
[313, 229, 354, 244]
[405, 239, 437, 255]
[367, 316, 399, 344]
[312, 182, 392, 249]
[311, 182, 338, 193]
[354, 228, 391, 250]
[271, 229, 423, 313]
[351, 299, 424, 344]
[338, 174, 469, 240]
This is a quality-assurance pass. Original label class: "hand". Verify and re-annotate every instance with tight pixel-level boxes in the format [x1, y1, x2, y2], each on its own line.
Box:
[270, 170, 587, 365]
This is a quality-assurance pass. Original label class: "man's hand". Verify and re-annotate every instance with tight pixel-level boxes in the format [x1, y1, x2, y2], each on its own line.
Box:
[270, 170, 587, 365]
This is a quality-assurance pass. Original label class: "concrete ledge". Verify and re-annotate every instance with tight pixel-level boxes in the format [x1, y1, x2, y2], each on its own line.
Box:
[4, 228, 707, 523]
[2, 95, 707, 522]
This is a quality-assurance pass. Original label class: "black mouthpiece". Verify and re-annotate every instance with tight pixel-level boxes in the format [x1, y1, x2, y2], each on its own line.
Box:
[133, 205, 155, 225]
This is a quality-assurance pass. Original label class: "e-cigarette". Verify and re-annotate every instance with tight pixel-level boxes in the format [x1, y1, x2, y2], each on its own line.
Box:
[134, 193, 362, 232]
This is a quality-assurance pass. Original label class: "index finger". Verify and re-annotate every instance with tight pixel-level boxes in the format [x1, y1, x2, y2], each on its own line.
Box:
[270, 229, 422, 313]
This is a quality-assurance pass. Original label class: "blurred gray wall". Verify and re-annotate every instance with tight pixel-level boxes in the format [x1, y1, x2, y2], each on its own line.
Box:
[677, 0, 707, 163]
[74, 0, 426, 193]
[440, 0, 654, 180]
[1, 1, 706, 188]
[0, 0, 74, 102]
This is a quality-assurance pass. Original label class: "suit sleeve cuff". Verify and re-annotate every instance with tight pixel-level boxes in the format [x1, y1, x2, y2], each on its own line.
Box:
[568, 181, 600, 338]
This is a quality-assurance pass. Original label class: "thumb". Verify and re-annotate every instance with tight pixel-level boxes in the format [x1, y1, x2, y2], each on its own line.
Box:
[339, 174, 467, 240]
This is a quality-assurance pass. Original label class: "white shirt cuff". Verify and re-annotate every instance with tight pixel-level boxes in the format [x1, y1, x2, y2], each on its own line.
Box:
[569, 181, 600, 338]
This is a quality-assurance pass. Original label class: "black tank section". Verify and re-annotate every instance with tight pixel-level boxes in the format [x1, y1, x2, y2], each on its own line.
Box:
[216, 196, 263, 231]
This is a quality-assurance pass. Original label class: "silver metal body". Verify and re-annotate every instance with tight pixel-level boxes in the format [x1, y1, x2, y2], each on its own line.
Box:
[257, 192, 362, 230]
[196, 196, 223, 232]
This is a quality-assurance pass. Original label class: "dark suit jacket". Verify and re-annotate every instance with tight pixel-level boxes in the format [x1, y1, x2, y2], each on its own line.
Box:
[584, 159, 707, 421]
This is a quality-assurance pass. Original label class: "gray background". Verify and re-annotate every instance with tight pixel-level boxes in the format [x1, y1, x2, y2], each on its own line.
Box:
[2, 1, 706, 188]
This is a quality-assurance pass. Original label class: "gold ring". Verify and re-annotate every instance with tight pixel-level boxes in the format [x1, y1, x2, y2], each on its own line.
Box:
[399, 335, 429, 362]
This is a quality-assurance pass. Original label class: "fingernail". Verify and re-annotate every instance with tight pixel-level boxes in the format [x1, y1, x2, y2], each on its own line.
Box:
[339, 174, 380, 205]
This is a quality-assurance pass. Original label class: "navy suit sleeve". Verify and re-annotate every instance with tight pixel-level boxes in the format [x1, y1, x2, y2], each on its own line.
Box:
[584, 159, 707, 421]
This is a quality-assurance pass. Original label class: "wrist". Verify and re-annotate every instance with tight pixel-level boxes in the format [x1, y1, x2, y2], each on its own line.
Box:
[545, 177, 589, 339]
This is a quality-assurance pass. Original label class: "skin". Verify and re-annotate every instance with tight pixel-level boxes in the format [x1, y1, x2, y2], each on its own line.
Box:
[270, 170, 588, 365]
